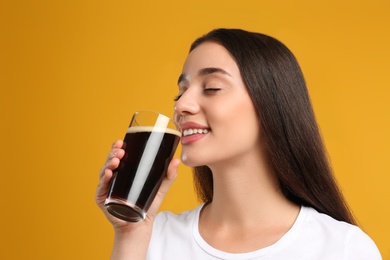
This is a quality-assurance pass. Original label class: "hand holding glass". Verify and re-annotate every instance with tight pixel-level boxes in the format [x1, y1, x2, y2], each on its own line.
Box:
[105, 111, 181, 222]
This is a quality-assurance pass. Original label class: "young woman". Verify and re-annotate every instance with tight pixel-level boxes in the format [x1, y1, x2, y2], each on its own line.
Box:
[96, 28, 381, 259]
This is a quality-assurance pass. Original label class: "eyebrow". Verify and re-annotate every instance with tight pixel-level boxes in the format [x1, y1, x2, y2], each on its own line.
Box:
[177, 67, 232, 85]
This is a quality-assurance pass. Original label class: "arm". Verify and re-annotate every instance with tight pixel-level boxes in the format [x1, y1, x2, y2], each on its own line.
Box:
[95, 140, 180, 260]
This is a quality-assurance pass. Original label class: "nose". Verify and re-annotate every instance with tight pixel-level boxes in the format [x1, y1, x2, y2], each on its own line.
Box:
[174, 88, 200, 123]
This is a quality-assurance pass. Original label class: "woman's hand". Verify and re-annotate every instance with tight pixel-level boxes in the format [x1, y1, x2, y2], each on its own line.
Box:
[95, 140, 180, 259]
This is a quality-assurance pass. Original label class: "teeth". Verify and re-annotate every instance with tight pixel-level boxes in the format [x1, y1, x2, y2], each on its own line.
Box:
[183, 128, 209, 137]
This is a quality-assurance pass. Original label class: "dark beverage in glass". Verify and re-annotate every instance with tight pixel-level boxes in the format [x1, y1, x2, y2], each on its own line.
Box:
[105, 112, 181, 222]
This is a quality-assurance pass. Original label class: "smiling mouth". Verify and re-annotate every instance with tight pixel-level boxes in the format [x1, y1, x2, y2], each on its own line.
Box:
[182, 128, 209, 137]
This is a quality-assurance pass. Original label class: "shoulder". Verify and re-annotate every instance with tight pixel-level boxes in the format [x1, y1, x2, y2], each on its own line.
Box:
[154, 204, 202, 226]
[302, 207, 382, 259]
[151, 204, 203, 237]
[147, 205, 204, 259]
[303, 207, 355, 234]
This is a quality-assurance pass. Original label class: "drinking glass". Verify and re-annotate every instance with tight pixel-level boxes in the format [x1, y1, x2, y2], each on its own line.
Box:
[105, 111, 181, 222]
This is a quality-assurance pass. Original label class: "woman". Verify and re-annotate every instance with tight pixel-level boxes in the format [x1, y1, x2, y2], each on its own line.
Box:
[96, 28, 381, 259]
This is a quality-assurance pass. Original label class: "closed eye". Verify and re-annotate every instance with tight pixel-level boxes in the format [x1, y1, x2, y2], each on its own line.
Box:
[205, 88, 221, 91]
[204, 88, 221, 93]
[173, 93, 183, 101]
[174, 88, 220, 101]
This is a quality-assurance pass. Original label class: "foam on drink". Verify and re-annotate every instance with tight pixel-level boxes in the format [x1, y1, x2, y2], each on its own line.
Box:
[126, 125, 181, 137]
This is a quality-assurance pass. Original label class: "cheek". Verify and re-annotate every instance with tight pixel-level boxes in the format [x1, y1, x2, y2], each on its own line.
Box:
[230, 102, 260, 142]
[218, 98, 259, 131]
[213, 102, 260, 146]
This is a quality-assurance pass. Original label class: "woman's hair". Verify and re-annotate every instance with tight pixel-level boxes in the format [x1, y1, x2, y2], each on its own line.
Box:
[190, 28, 356, 225]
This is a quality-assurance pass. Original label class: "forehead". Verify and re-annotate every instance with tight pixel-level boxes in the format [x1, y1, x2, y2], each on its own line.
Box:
[182, 42, 240, 76]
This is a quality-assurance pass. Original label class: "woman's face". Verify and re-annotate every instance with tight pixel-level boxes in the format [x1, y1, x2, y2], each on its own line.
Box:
[174, 41, 261, 168]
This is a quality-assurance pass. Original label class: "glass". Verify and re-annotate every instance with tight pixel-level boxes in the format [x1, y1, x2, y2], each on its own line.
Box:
[105, 111, 181, 222]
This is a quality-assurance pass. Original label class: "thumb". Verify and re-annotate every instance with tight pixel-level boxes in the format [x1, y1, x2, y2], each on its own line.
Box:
[147, 158, 181, 218]
[165, 158, 181, 181]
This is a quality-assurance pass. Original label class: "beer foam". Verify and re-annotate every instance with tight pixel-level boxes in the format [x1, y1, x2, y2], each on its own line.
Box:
[126, 126, 181, 137]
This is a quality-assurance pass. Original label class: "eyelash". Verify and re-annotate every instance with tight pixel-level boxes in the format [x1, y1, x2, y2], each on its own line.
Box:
[173, 88, 221, 101]
[205, 88, 221, 92]
[173, 94, 182, 102]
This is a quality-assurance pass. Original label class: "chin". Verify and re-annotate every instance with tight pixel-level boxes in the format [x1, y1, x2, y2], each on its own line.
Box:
[180, 153, 204, 168]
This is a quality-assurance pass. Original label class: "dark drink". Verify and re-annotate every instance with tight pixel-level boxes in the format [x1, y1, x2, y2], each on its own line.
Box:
[105, 126, 180, 222]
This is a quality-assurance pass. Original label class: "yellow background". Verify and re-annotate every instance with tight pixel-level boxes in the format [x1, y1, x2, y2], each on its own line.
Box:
[1, 0, 389, 259]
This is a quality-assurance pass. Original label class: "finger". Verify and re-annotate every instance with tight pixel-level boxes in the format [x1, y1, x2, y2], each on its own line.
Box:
[106, 140, 125, 161]
[105, 149, 125, 164]
[100, 141, 125, 179]
[164, 158, 181, 182]
[99, 156, 121, 179]
[112, 140, 123, 149]
[147, 158, 181, 217]
[96, 168, 113, 207]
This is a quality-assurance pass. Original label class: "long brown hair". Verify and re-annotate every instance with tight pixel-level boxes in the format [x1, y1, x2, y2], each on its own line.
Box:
[190, 28, 356, 224]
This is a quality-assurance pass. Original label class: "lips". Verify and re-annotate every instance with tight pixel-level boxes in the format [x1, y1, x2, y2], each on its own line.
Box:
[180, 122, 210, 145]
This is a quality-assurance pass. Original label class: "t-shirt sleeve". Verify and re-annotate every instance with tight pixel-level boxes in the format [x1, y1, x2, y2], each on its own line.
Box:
[343, 226, 382, 260]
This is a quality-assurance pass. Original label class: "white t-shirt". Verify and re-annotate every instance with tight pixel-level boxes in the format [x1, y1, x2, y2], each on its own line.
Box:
[147, 204, 381, 259]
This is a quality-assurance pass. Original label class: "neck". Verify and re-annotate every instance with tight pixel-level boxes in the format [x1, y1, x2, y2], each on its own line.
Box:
[203, 151, 298, 227]
[197, 146, 300, 253]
